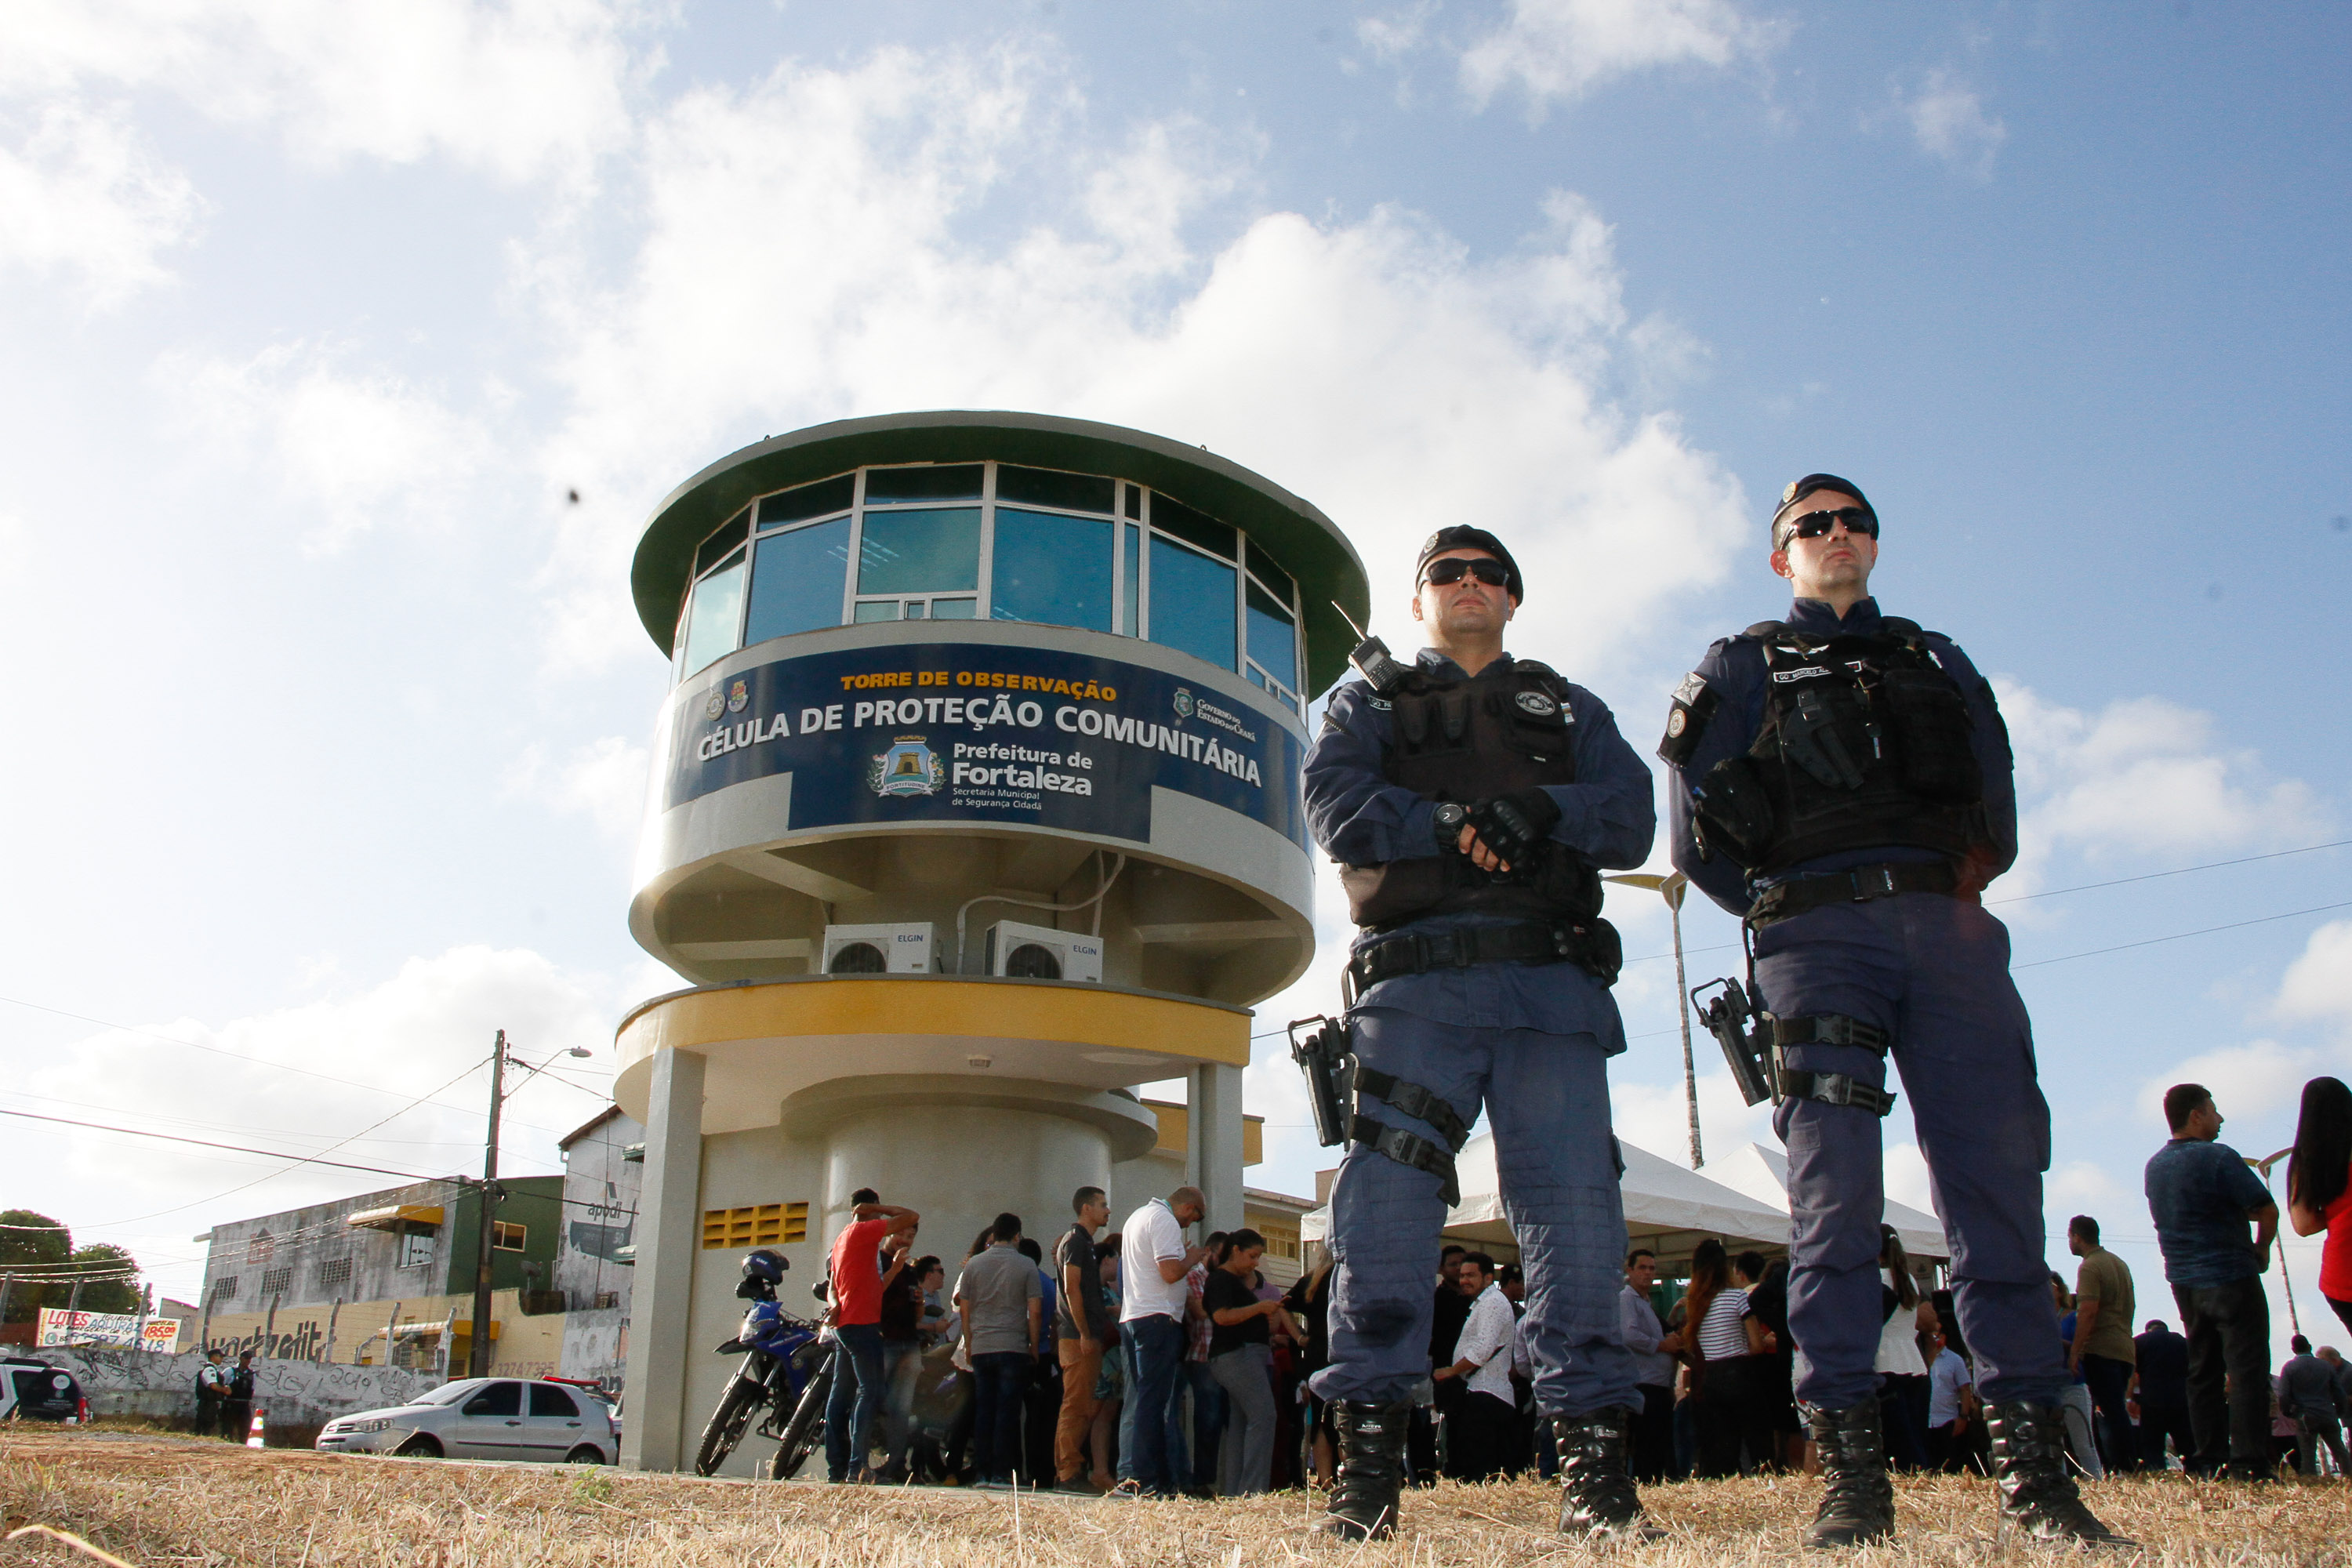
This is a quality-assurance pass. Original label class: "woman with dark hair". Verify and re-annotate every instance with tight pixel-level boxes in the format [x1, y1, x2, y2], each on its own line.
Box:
[1684, 1240, 1775, 1475]
[2285, 1075, 2352, 1334]
[1283, 1252, 1338, 1486]
[1874, 1227, 1933, 1470]
[1204, 1228, 1284, 1494]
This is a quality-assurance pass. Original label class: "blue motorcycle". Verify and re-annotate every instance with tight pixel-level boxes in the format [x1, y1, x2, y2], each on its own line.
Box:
[692, 1249, 833, 1479]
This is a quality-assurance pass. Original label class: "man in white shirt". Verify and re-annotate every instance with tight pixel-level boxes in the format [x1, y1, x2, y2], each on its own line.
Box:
[1927, 1331, 1980, 1473]
[1116, 1186, 1209, 1497]
[1432, 1254, 1519, 1480]
[1618, 1249, 1680, 1482]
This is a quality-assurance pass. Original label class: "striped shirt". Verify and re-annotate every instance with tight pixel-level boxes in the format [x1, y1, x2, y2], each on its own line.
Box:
[1695, 1287, 1751, 1362]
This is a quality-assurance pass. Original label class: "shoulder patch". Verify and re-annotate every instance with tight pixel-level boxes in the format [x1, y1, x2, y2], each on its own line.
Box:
[1656, 672, 1720, 768]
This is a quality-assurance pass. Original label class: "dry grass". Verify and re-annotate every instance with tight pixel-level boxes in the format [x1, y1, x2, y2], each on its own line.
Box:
[2, 1429, 2349, 1566]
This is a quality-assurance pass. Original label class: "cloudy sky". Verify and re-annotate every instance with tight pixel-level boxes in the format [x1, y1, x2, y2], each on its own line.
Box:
[4, 1, 2347, 1342]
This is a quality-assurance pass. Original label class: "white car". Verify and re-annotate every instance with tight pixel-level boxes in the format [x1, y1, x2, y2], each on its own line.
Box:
[316, 1377, 616, 1464]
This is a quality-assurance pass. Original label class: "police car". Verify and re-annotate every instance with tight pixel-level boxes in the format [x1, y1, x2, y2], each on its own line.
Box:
[315, 1376, 616, 1463]
[0, 1357, 89, 1423]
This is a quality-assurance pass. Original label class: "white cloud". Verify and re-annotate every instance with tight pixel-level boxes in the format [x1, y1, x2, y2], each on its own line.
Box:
[159, 340, 494, 552]
[0, 0, 648, 183]
[528, 47, 1750, 677]
[1900, 68, 2006, 181]
[1459, 0, 1783, 113]
[0, 99, 204, 305]
[2276, 920, 2352, 1036]
[506, 734, 651, 840]
[2136, 1036, 2325, 1128]
[1998, 681, 2327, 892]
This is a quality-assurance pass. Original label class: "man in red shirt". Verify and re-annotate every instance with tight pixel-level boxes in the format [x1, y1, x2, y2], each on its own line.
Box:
[826, 1186, 920, 1482]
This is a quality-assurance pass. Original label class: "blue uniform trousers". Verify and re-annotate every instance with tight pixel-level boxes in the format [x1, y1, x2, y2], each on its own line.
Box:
[1758, 891, 2066, 1410]
[1308, 1007, 1639, 1418]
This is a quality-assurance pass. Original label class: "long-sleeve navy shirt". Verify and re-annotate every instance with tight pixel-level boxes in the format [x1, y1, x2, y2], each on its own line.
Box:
[1661, 597, 2019, 920]
[1303, 648, 1655, 1044]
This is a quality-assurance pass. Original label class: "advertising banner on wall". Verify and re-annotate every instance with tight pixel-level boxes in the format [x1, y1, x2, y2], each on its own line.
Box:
[667, 641, 1308, 849]
[37, 1308, 180, 1353]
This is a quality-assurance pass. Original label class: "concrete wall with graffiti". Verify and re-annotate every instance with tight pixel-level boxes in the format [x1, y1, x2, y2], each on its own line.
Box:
[31, 1345, 443, 1427]
[554, 1108, 641, 1390]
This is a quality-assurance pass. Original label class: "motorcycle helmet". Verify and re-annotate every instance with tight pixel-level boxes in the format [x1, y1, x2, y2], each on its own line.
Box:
[734, 1248, 788, 1299]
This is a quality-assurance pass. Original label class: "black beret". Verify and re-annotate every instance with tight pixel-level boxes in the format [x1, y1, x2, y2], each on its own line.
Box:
[1415, 525, 1523, 601]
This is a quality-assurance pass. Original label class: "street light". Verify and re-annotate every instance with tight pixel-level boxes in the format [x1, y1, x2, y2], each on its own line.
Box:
[469, 1030, 594, 1377]
[1605, 871, 1701, 1169]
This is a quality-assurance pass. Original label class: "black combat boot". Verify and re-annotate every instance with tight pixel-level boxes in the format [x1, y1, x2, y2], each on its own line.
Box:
[1320, 1401, 1411, 1542]
[1802, 1400, 1895, 1548]
[1984, 1400, 2136, 1547]
[1552, 1407, 1664, 1542]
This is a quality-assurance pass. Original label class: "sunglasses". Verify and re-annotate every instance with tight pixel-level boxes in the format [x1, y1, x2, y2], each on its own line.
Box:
[1421, 557, 1511, 589]
[1777, 507, 1878, 546]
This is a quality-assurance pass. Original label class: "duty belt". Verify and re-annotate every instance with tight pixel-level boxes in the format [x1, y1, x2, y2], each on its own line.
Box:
[1349, 1064, 1473, 1207]
[1345, 918, 1621, 998]
[1747, 860, 1958, 927]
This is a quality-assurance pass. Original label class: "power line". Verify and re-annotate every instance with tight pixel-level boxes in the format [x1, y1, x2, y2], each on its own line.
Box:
[2014, 900, 2352, 971]
[0, 1108, 450, 1184]
[1988, 837, 2350, 905]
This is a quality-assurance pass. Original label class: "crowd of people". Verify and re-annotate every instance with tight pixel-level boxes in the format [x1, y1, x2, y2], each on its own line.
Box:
[803, 1064, 2352, 1498]
[817, 1181, 1342, 1495]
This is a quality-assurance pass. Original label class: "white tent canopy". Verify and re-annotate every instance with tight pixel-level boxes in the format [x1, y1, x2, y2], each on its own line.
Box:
[1300, 1134, 1792, 1269]
[1709, 1142, 1951, 1262]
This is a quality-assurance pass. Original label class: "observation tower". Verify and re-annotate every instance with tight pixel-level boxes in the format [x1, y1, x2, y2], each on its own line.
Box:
[612, 411, 1367, 1472]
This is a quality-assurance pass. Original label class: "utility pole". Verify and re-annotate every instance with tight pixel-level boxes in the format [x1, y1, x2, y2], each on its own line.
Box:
[470, 1029, 506, 1377]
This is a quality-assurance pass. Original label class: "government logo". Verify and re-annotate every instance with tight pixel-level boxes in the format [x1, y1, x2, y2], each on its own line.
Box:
[702, 689, 726, 721]
[1172, 687, 1195, 719]
[868, 737, 946, 798]
[727, 678, 750, 713]
[1514, 691, 1557, 717]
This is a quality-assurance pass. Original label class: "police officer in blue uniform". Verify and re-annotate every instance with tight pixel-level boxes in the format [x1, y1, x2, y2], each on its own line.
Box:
[1302, 526, 1658, 1541]
[1657, 476, 2127, 1547]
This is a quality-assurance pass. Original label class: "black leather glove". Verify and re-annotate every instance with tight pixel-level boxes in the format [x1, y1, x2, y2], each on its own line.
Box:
[1465, 789, 1561, 868]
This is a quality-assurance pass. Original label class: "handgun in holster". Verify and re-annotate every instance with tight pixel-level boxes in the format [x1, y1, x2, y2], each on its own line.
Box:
[1690, 976, 1780, 1108]
[1288, 1014, 1356, 1148]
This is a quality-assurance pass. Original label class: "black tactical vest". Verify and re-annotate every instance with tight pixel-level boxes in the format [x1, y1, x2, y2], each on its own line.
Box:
[1340, 659, 1602, 929]
[1693, 619, 1986, 876]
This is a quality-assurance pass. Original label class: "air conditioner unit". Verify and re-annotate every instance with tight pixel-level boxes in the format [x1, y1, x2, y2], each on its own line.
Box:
[821, 923, 935, 975]
[984, 920, 1102, 984]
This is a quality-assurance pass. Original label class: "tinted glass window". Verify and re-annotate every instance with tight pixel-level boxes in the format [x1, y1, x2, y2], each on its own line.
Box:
[463, 1381, 523, 1417]
[992, 508, 1112, 632]
[1150, 495, 1235, 559]
[746, 518, 850, 644]
[1120, 524, 1139, 637]
[1123, 485, 1142, 521]
[864, 465, 983, 503]
[996, 465, 1114, 514]
[858, 508, 981, 595]
[1149, 537, 1237, 672]
[758, 474, 854, 528]
[852, 601, 900, 622]
[678, 555, 746, 674]
[530, 1385, 580, 1417]
[694, 510, 750, 578]
[1246, 581, 1299, 691]
[1246, 542, 1295, 608]
[931, 597, 977, 619]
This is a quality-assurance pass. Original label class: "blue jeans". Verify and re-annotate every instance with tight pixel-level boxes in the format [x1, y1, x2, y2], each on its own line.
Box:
[1124, 1314, 1186, 1494]
[972, 1352, 1033, 1483]
[1181, 1358, 1226, 1489]
[880, 1340, 923, 1468]
[824, 1323, 886, 1480]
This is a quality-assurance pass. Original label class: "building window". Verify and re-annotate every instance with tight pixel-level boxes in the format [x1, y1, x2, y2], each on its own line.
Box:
[1261, 1230, 1301, 1261]
[991, 507, 1113, 632]
[317, 1258, 352, 1290]
[492, 1221, 528, 1252]
[211, 1276, 239, 1303]
[592, 1290, 620, 1310]
[1147, 534, 1238, 673]
[702, 1203, 809, 1250]
[673, 462, 1307, 699]
[397, 1232, 434, 1270]
[260, 1267, 292, 1298]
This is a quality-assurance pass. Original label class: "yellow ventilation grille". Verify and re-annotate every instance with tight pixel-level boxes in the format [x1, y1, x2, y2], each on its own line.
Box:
[702, 1203, 809, 1250]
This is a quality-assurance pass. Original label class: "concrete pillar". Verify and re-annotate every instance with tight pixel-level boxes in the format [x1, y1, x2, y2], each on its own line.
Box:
[620, 1046, 704, 1472]
[1187, 1063, 1247, 1235]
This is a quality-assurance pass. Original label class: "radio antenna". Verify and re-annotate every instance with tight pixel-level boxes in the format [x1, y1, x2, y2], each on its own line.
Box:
[1331, 600, 1370, 643]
